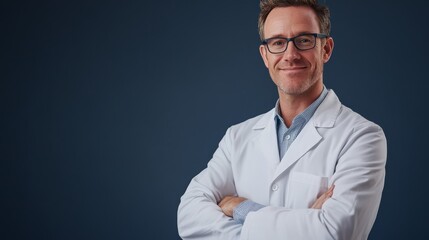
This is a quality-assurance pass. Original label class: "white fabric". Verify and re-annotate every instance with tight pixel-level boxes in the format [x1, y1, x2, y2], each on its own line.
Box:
[177, 90, 387, 240]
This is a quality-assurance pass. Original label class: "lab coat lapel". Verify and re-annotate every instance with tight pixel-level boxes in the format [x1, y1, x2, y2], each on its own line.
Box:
[253, 110, 281, 170]
[253, 90, 341, 183]
[272, 123, 322, 180]
[271, 90, 341, 181]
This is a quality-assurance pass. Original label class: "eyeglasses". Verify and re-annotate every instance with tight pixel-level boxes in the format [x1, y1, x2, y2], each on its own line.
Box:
[262, 33, 328, 54]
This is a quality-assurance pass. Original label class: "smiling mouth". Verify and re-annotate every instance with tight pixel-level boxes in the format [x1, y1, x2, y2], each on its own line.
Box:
[280, 66, 306, 71]
[279, 67, 307, 73]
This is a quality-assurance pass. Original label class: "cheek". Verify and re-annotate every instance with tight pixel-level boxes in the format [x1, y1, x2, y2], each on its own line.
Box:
[268, 56, 282, 71]
[308, 54, 324, 70]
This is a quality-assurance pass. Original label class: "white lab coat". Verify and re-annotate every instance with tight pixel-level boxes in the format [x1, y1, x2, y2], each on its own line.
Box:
[178, 90, 387, 240]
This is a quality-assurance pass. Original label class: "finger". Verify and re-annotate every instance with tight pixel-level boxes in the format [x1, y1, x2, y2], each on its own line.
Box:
[218, 196, 233, 207]
[323, 185, 335, 199]
[311, 198, 323, 209]
[326, 184, 335, 197]
[219, 199, 234, 216]
[311, 185, 335, 209]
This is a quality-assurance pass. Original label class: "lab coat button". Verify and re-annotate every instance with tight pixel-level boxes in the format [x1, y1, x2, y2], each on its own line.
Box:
[286, 135, 291, 140]
[272, 184, 279, 191]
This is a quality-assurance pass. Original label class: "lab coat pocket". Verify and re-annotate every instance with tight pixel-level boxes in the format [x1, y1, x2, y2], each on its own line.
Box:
[286, 171, 329, 208]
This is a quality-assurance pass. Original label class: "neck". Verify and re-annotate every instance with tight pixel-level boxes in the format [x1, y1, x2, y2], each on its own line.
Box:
[278, 82, 323, 127]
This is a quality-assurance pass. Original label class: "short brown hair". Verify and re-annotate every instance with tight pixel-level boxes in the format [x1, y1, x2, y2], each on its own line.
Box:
[258, 0, 331, 40]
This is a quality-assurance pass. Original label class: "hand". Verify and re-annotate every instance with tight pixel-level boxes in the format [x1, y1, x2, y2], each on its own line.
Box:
[218, 196, 247, 217]
[311, 185, 335, 209]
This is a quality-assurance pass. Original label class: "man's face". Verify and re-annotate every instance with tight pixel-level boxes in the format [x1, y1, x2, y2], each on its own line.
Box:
[259, 6, 334, 96]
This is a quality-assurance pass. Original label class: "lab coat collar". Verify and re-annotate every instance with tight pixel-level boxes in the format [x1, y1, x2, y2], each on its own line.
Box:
[252, 90, 342, 181]
[311, 89, 341, 128]
[252, 90, 341, 130]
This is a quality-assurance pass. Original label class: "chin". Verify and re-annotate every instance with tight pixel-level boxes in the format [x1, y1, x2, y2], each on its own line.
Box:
[277, 80, 307, 95]
[279, 87, 306, 95]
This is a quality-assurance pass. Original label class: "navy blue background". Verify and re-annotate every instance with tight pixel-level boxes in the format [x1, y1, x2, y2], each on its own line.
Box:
[2, 1, 428, 239]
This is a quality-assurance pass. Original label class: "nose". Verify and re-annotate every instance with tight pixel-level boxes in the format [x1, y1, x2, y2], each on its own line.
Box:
[282, 41, 301, 62]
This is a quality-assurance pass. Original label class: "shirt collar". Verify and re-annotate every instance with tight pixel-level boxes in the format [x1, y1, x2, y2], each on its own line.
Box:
[274, 86, 329, 127]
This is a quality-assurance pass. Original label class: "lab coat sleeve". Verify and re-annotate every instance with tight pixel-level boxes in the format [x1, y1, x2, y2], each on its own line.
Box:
[178, 128, 242, 239]
[240, 123, 387, 240]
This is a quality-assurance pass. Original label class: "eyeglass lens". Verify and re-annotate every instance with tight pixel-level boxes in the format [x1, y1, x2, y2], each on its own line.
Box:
[267, 35, 316, 53]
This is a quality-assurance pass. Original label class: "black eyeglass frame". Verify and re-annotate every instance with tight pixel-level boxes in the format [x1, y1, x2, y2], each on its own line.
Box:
[261, 33, 329, 54]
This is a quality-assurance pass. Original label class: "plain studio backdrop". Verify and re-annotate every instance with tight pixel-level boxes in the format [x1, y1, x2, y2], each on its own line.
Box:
[1, 1, 428, 239]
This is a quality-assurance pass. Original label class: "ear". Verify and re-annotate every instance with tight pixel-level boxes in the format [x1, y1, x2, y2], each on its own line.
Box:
[322, 37, 334, 63]
[259, 45, 269, 68]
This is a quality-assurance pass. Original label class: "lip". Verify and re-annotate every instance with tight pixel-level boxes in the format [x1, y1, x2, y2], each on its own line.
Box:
[279, 66, 307, 71]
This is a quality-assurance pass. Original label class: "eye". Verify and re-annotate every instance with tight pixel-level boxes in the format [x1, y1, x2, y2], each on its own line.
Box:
[296, 36, 313, 43]
[269, 39, 286, 47]
[297, 38, 311, 43]
[273, 40, 284, 46]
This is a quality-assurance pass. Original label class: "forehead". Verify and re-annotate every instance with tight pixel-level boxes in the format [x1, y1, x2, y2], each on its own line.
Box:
[264, 6, 320, 38]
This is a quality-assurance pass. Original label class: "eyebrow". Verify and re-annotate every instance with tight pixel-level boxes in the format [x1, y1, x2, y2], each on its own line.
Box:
[266, 31, 314, 39]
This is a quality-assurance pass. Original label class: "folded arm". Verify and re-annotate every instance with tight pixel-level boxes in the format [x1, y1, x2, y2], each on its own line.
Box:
[177, 128, 242, 239]
[218, 185, 334, 223]
[178, 124, 386, 240]
[239, 124, 387, 240]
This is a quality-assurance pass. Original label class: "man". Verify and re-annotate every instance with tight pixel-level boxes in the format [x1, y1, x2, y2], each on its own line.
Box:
[177, 0, 387, 239]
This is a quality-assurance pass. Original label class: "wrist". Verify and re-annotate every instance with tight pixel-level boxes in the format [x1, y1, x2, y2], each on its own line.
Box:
[233, 200, 265, 224]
